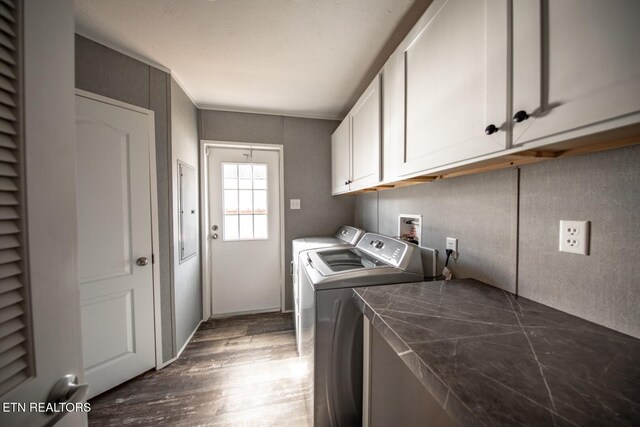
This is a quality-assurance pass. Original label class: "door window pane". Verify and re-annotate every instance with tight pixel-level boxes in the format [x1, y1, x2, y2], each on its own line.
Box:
[238, 190, 253, 214]
[254, 215, 268, 239]
[221, 162, 269, 241]
[223, 164, 238, 189]
[254, 190, 267, 214]
[224, 215, 239, 240]
[253, 164, 267, 189]
[238, 164, 252, 189]
[224, 178, 238, 190]
[224, 164, 238, 178]
[239, 215, 253, 239]
[223, 190, 238, 214]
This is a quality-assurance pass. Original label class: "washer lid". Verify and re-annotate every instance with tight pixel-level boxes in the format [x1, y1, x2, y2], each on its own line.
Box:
[307, 247, 391, 277]
[316, 248, 390, 273]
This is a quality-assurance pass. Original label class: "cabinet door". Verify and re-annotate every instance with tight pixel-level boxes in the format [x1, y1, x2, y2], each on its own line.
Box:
[513, 0, 640, 146]
[401, 0, 508, 176]
[366, 321, 455, 427]
[331, 118, 351, 195]
[350, 76, 381, 191]
[382, 50, 405, 182]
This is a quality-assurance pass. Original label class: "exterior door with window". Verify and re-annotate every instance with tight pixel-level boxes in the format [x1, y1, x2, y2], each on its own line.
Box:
[207, 147, 281, 316]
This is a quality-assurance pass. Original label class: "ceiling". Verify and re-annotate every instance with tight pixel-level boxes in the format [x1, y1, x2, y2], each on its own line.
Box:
[74, 0, 426, 119]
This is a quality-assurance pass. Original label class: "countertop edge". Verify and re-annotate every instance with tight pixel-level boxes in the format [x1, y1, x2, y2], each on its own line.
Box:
[353, 288, 477, 425]
[352, 280, 640, 427]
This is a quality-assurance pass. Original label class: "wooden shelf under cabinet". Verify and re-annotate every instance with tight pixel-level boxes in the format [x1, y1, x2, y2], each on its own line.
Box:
[351, 125, 640, 195]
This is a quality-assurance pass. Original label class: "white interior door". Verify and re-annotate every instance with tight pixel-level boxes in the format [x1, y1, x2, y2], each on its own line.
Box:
[75, 94, 156, 399]
[2, 1, 88, 425]
[208, 146, 282, 316]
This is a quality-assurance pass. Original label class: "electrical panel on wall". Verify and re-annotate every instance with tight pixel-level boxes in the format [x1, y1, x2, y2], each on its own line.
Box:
[398, 214, 422, 246]
[179, 161, 198, 262]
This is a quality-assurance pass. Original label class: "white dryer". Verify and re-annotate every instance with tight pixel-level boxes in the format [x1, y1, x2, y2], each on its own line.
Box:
[292, 225, 365, 355]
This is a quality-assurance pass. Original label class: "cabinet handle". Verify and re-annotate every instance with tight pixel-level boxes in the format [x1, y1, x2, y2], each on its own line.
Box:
[344, 180, 349, 185]
[513, 110, 530, 123]
[484, 124, 499, 135]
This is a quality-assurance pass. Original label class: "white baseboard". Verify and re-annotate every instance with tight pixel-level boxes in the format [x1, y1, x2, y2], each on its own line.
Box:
[209, 307, 280, 319]
[156, 355, 177, 370]
[157, 308, 291, 370]
[155, 319, 203, 370]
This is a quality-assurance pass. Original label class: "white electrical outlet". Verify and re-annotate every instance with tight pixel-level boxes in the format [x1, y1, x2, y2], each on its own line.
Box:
[446, 237, 458, 252]
[559, 220, 590, 255]
[290, 199, 301, 210]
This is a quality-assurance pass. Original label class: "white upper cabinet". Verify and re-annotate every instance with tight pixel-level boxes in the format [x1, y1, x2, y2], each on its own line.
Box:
[382, 50, 404, 181]
[398, 0, 508, 176]
[331, 75, 381, 195]
[350, 76, 381, 191]
[331, 118, 351, 194]
[512, 0, 640, 146]
[334, 0, 640, 193]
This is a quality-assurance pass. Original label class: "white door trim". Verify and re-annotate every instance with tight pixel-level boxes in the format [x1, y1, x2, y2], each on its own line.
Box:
[75, 88, 163, 370]
[200, 140, 285, 320]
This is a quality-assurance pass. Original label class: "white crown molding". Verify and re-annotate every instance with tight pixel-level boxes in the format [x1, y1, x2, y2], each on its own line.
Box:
[197, 103, 342, 121]
[76, 29, 171, 73]
[169, 71, 199, 108]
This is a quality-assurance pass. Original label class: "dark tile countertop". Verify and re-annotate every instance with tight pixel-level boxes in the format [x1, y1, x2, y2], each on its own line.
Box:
[353, 279, 640, 426]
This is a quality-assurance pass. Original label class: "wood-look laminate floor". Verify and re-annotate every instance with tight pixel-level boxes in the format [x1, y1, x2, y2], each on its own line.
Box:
[88, 312, 309, 426]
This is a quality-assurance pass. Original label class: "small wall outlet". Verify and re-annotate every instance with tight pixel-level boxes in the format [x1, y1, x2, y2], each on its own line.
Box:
[446, 237, 458, 257]
[290, 199, 301, 210]
[559, 220, 590, 255]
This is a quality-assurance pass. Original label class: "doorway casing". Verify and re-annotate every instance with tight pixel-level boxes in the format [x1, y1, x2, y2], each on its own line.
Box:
[75, 88, 164, 371]
[200, 140, 286, 320]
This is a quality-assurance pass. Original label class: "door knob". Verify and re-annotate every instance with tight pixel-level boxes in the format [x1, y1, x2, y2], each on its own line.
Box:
[513, 110, 530, 123]
[211, 233, 219, 240]
[136, 257, 149, 266]
[484, 124, 499, 135]
[45, 374, 89, 425]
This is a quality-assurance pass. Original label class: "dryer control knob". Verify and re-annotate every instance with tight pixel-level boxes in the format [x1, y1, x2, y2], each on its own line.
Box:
[371, 240, 384, 249]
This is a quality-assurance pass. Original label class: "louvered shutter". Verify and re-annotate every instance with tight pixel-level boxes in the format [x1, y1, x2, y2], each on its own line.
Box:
[0, 0, 31, 397]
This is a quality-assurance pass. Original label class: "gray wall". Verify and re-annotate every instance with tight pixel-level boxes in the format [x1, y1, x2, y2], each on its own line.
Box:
[76, 35, 176, 362]
[518, 146, 640, 338]
[360, 169, 518, 293]
[355, 144, 640, 338]
[200, 110, 355, 310]
[170, 79, 202, 350]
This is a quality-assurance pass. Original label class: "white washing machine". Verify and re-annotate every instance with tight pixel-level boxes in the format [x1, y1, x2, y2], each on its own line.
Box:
[292, 226, 365, 355]
[299, 233, 424, 426]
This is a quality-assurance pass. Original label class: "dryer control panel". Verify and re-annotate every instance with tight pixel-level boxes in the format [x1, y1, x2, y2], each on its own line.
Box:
[357, 233, 409, 268]
[334, 225, 365, 245]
